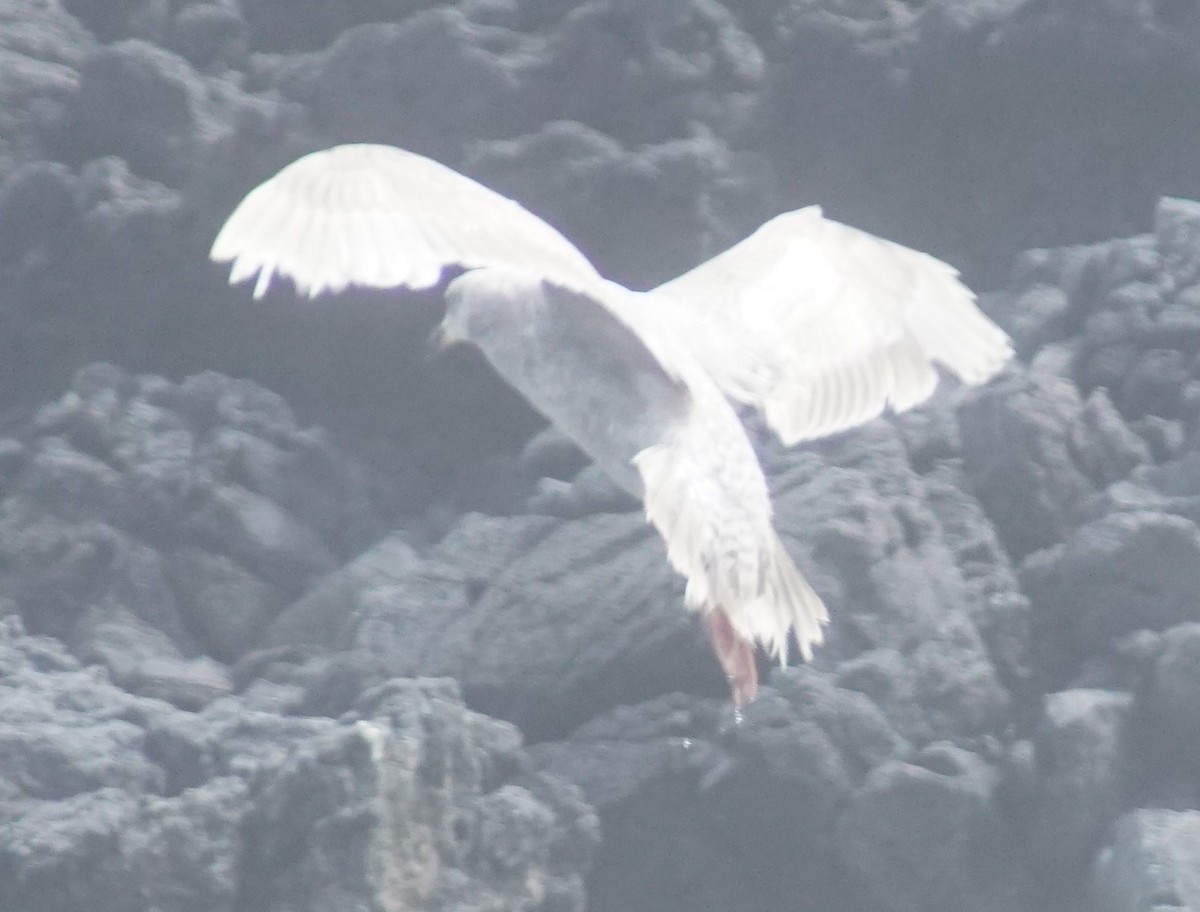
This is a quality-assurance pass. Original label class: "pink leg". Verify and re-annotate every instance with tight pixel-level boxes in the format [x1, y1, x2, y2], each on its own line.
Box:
[702, 609, 759, 707]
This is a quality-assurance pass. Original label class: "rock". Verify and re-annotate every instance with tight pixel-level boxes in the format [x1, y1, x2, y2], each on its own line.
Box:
[0, 621, 165, 806]
[1020, 512, 1200, 681]
[1001, 283, 1074, 355]
[1070, 388, 1152, 488]
[1149, 623, 1200, 760]
[0, 775, 250, 912]
[1030, 688, 1134, 882]
[238, 0, 438, 52]
[68, 603, 232, 710]
[835, 743, 1021, 912]
[532, 0, 764, 146]
[266, 512, 698, 740]
[0, 616, 595, 912]
[765, 426, 1017, 744]
[1091, 809, 1200, 912]
[276, 9, 532, 160]
[243, 679, 598, 912]
[960, 369, 1097, 560]
[113, 776, 248, 912]
[1090, 452, 1200, 527]
[833, 620, 1011, 748]
[532, 670, 908, 912]
[259, 531, 422, 650]
[1130, 415, 1183, 463]
[1154, 195, 1200, 296]
[1121, 348, 1190, 421]
[0, 364, 386, 670]
[61, 0, 151, 43]
[467, 120, 775, 288]
[168, 546, 283, 661]
[167, 3, 248, 71]
[72, 155, 184, 269]
[0, 516, 187, 642]
[0, 0, 93, 173]
[921, 467, 1034, 704]
[518, 425, 589, 483]
[0, 786, 142, 912]
[0, 161, 77, 268]
[68, 40, 204, 186]
[185, 483, 336, 592]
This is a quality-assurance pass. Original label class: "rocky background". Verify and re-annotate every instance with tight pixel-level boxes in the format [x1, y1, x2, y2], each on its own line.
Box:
[1, 0, 1199, 910]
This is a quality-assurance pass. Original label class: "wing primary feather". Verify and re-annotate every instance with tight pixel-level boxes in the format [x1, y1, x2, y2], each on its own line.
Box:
[212, 143, 602, 297]
[253, 265, 274, 300]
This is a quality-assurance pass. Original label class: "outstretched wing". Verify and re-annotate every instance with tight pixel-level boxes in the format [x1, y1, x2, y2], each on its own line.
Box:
[651, 206, 1013, 445]
[210, 143, 601, 299]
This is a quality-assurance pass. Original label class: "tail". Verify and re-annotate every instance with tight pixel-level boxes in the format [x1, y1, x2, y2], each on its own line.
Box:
[736, 533, 828, 666]
[633, 422, 829, 667]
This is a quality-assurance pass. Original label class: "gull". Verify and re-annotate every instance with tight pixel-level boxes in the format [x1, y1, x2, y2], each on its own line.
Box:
[211, 143, 1012, 706]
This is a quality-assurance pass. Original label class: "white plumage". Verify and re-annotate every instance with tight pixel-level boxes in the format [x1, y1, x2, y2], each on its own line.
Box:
[211, 143, 1012, 705]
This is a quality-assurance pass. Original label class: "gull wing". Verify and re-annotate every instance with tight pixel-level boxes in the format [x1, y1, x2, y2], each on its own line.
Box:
[651, 206, 1013, 445]
[210, 143, 602, 299]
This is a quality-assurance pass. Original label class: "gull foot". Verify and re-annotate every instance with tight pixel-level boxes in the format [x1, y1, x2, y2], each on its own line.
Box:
[702, 608, 759, 708]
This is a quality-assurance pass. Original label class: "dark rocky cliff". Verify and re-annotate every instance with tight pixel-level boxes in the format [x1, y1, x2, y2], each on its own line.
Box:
[1, 2, 1199, 911]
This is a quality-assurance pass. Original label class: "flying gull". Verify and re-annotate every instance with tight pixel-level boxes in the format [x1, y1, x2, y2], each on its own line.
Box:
[211, 143, 1012, 706]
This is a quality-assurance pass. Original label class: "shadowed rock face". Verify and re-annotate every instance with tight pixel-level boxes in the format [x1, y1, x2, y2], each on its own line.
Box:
[0, 619, 598, 912]
[1, 1, 1200, 911]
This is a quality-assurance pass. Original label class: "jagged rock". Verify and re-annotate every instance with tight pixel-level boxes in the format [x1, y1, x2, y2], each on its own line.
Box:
[1149, 623, 1200, 761]
[68, 40, 206, 186]
[0, 160, 77, 268]
[1071, 388, 1153, 487]
[960, 369, 1098, 559]
[1091, 809, 1200, 912]
[767, 0, 1200, 285]
[1020, 512, 1200, 682]
[1154, 195, 1200, 297]
[273, 9, 534, 160]
[243, 679, 598, 912]
[1000, 283, 1074, 356]
[185, 482, 337, 591]
[167, 3, 248, 71]
[0, 364, 386, 673]
[531, 0, 764, 145]
[264, 512, 697, 740]
[466, 120, 775, 288]
[764, 425, 1016, 745]
[1089, 451, 1200, 528]
[238, 0, 440, 53]
[920, 467, 1034, 704]
[1030, 689, 1134, 882]
[532, 670, 908, 912]
[835, 743, 1022, 912]
[3, 3, 1200, 910]
[68, 603, 233, 709]
[832, 624, 1011, 749]
[518, 425, 590, 484]
[0, 617, 596, 912]
[1121, 347, 1190, 421]
[0, 0, 93, 175]
[166, 547, 283, 662]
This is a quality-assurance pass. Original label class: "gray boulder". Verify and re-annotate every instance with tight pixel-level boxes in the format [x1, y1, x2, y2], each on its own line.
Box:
[1092, 809, 1200, 912]
[0, 616, 596, 912]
